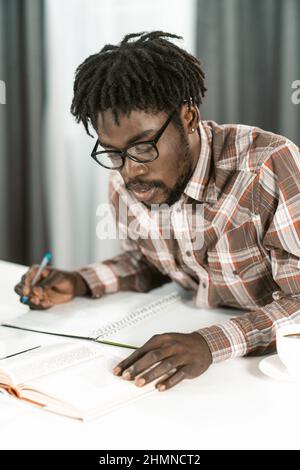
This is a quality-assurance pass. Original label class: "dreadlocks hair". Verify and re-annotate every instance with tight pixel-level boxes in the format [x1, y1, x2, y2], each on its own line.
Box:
[70, 31, 207, 137]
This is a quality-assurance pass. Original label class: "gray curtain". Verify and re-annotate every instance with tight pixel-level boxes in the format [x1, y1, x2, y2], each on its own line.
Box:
[0, 0, 48, 265]
[196, 0, 300, 146]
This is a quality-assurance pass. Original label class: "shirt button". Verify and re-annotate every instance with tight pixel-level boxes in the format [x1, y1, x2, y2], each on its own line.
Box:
[186, 250, 192, 257]
[272, 291, 282, 301]
[202, 282, 207, 288]
[232, 269, 239, 275]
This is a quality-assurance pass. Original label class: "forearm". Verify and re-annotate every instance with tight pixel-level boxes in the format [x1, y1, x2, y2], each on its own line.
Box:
[75, 250, 171, 299]
[196, 293, 300, 364]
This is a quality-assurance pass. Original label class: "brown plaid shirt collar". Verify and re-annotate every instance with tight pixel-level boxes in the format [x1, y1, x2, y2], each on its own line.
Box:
[184, 119, 218, 204]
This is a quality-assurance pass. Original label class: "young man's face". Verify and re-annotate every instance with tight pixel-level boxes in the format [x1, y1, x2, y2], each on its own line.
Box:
[96, 105, 201, 207]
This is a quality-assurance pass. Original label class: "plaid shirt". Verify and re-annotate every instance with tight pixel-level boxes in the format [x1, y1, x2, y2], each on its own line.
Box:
[77, 119, 300, 363]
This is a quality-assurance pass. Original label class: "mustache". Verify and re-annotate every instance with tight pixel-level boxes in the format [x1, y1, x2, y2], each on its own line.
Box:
[126, 180, 165, 191]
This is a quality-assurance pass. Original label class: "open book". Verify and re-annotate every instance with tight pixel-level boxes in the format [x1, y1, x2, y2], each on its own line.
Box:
[2, 284, 234, 349]
[0, 342, 154, 421]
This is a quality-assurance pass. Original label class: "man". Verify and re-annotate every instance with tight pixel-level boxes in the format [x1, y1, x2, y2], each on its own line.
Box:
[15, 31, 300, 392]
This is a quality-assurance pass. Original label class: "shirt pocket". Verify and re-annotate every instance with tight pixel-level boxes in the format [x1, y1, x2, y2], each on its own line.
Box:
[207, 221, 279, 309]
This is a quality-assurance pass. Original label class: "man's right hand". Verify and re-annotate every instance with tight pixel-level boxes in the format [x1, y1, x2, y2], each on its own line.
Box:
[14, 266, 90, 310]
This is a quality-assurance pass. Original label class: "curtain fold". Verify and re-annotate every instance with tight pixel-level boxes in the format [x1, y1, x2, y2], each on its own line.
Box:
[196, 0, 300, 145]
[0, 0, 49, 265]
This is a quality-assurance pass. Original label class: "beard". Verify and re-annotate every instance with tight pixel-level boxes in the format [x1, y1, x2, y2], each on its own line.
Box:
[160, 133, 194, 207]
[126, 129, 196, 208]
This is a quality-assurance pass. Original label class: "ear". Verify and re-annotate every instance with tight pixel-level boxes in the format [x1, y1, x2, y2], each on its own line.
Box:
[180, 104, 200, 134]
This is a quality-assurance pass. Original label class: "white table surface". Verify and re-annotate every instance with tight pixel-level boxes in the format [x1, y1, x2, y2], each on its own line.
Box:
[0, 260, 299, 450]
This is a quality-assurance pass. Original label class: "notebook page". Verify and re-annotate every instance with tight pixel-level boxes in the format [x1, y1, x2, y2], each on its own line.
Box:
[92, 292, 181, 340]
[102, 299, 235, 347]
[0, 329, 41, 360]
[1, 283, 177, 339]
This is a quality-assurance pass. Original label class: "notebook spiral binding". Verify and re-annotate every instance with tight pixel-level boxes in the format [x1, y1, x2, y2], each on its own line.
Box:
[93, 291, 181, 341]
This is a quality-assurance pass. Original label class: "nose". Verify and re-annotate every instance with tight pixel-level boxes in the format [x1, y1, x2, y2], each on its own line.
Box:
[121, 156, 148, 179]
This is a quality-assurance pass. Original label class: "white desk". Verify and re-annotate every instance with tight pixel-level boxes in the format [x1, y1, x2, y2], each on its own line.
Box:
[0, 260, 299, 450]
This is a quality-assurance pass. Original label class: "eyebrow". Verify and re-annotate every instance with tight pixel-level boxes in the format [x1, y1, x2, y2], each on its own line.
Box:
[99, 129, 156, 149]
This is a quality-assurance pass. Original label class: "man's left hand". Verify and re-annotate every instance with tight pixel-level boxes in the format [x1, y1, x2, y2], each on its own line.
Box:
[113, 332, 212, 391]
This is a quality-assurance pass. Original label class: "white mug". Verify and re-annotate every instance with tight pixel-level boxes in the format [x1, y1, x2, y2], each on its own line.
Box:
[276, 323, 300, 379]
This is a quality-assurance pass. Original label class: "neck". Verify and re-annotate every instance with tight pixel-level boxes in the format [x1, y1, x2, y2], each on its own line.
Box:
[190, 127, 201, 174]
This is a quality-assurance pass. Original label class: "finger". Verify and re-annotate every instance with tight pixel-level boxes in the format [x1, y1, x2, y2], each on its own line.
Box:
[113, 349, 146, 376]
[31, 277, 56, 300]
[155, 367, 186, 391]
[31, 286, 46, 300]
[40, 267, 51, 279]
[24, 295, 43, 310]
[39, 296, 54, 309]
[135, 354, 183, 386]
[15, 266, 38, 298]
[37, 287, 55, 309]
[122, 348, 174, 380]
[21, 266, 39, 295]
[25, 294, 53, 310]
[20, 267, 52, 297]
[17, 269, 55, 305]
[14, 276, 29, 297]
[14, 282, 23, 296]
[113, 334, 171, 375]
[32, 271, 59, 296]
[29, 293, 42, 305]
[38, 271, 63, 290]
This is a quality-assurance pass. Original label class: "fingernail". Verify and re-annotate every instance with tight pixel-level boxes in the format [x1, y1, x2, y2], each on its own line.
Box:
[158, 384, 166, 391]
[135, 378, 145, 387]
[122, 371, 131, 380]
[113, 367, 121, 375]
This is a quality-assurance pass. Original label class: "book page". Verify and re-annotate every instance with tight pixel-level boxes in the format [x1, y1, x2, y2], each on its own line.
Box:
[0, 342, 103, 386]
[23, 352, 155, 420]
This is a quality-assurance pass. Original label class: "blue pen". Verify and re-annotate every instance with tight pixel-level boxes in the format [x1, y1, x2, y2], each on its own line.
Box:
[21, 252, 52, 304]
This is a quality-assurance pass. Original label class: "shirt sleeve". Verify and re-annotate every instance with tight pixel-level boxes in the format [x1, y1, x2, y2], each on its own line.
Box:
[75, 174, 171, 299]
[197, 140, 300, 363]
[76, 237, 171, 298]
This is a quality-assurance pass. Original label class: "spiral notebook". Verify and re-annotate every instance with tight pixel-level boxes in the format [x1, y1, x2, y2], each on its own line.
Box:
[1, 285, 232, 350]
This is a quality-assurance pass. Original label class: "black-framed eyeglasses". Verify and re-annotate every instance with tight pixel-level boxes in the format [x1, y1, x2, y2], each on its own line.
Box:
[90, 107, 179, 170]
